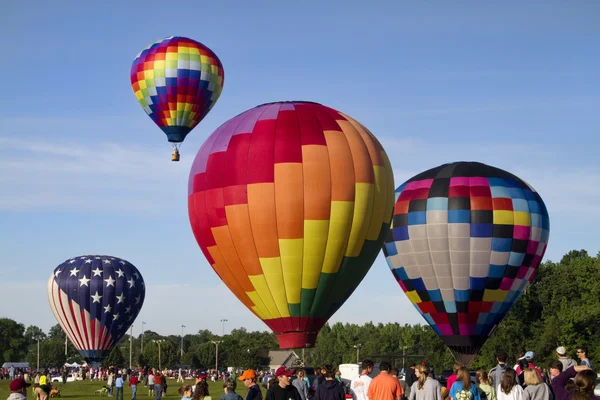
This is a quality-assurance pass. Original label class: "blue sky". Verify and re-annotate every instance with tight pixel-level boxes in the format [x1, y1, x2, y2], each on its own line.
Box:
[0, 0, 598, 338]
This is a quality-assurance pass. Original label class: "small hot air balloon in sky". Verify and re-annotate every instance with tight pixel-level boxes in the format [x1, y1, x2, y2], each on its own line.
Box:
[188, 101, 395, 348]
[130, 36, 224, 161]
[383, 162, 550, 365]
[47, 255, 146, 367]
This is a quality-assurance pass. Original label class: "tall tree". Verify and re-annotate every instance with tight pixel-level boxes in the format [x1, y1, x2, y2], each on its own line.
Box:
[0, 318, 27, 364]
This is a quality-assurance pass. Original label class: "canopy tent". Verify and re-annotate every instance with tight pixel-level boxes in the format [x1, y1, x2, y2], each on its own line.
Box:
[2, 362, 30, 369]
[64, 362, 87, 368]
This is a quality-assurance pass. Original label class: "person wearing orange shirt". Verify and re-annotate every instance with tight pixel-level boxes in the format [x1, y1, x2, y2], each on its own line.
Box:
[367, 362, 403, 400]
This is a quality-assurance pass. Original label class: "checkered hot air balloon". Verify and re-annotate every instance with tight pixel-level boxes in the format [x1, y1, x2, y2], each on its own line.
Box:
[47, 255, 146, 367]
[383, 162, 550, 366]
[130, 36, 224, 161]
[187, 101, 395, 348]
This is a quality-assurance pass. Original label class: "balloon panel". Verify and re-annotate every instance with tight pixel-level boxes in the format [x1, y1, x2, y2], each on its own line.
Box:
[383, 162, 549, 358]
[130, 36, 224, 143]
[47, 255, 146, 366]
[188, 101, 395, 347]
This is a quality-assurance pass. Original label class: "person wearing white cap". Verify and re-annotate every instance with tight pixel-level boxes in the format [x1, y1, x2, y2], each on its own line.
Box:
[556, 347, 577, 371]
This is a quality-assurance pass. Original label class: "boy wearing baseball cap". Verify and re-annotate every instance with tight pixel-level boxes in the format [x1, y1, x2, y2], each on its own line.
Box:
[8, 378, 31, 400]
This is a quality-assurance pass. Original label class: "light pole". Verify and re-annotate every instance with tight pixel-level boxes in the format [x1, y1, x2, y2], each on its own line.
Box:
[220, 319, 228, 336]
[141, 321, 146, 353]
[401, 346, 408, 372]
[180, 325, 186, 358]
[211, 341, 222, 372]
[353, 344, 363, 364]
[154, 340, 165, 371]
[65, 336, 68, 357]
[129, 325, 134, 369]
[35, 336, 41, 370]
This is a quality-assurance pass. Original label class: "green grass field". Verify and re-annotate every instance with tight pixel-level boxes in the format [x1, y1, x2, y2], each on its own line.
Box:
[0, 377, 266, 399]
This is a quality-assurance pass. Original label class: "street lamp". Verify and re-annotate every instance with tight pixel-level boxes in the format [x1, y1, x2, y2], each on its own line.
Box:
[353, 344, 363, 364]
[141, 321, 146, 353]
[180, 325, 186, 358]
[211, 341, 222, 372]
[220, 319, 228, 336]
[154, 340, 165, 371]
[129, 325, 134, 369]
[35, 336, 41, 370]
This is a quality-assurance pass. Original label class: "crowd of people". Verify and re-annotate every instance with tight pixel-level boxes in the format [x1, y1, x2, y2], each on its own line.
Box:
[5, 345, 598, 400]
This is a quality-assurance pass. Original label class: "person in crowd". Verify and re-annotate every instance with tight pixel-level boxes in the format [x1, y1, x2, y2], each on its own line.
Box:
[367, 361, 404, 400]
[115, 373, 124, 400]
[154, 371, 165, 400]
[180, 384, 194, 400]
[192, 379, 211, 400]
[496, 369, 523, 400]
[8, 378, 31, 400]
[448, 364, 462, 400]
[351, 360, 374, 400]
[490, 351, 512, 394]
[107, 370, 115, 397]
[450, 367, 480, 400]
[548, 360, 593, 400]
[476, 370, 495, 400]
[220, 377, 243, 400]
[33, 383, 49, 400]
[266, 366, 302, 400]
[292, 369, 309, 400]
[148, 370, 156, 397]
[315, 365, 345, 400]
[239, 369, 263, 400]
[405, 364, 418, 390]
[392, 367, 409, 400]
[409, 363, 441, 400]
[576, 347, 593, 368]
[516, 359, 530, 388]
[129, 372, 139, 400]
[515, 353, 543, 382]
[522, 369, 552, 400]
[556, 347, 578, 371]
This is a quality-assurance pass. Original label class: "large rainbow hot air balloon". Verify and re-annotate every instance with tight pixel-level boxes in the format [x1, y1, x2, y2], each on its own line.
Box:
[188, 101, 394, 348]
[130, 36, 224, 161]
[47, 255, 146, 367]
[383, 162, 550, 365]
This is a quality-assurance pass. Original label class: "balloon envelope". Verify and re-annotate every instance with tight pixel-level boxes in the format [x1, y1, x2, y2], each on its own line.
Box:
[383, 162, 550, 365]
[47, 255, 146, 367]
[188, 101, 394, 348]
[130, 36, 224, 144]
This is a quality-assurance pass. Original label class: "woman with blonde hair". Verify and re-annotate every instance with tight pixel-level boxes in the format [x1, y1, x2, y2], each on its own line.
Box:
[497, 369, 523, 400]
[449, 367, 480, 400]
[522, 369, 552, 400]
[409, 364, 442, 400]
[476, 370, 495, 400]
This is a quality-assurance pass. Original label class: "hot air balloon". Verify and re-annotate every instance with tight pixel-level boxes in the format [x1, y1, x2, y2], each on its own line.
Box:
[188, 101, 395, 348]
[383, 162, 550, 365]
[47, 255, 146, 367]
[130, 36, 224, 161]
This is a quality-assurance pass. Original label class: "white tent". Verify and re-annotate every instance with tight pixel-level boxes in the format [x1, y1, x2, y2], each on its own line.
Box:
[64, 362, 80, 368]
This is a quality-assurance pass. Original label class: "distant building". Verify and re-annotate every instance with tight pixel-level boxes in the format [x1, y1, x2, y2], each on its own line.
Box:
[257, 350, 301, 371]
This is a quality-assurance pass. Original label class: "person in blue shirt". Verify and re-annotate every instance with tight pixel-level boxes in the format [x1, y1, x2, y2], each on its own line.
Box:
[449, 368, 480, 400]
[115, 374, 125, 400]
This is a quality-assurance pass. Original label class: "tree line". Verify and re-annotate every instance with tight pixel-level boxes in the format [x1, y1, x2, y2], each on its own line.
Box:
[0, 249, 598, 373]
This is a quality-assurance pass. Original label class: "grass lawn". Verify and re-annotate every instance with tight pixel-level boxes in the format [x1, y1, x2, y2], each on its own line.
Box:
[0, 377, 266, 399]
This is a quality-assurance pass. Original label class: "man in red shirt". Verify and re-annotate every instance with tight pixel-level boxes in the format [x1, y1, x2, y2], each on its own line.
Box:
[129, 373, 139, 400]
[367, 362, 403, 400]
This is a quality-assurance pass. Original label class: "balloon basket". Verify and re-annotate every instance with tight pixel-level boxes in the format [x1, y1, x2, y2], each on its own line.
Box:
[171, 149, 180, 162]
[275, 332, 318, 349]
